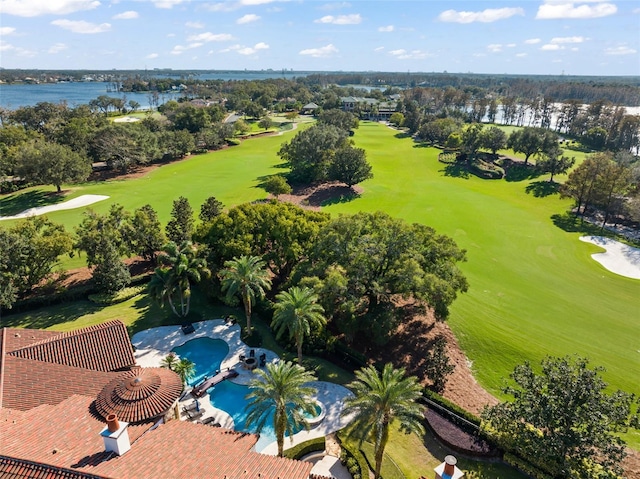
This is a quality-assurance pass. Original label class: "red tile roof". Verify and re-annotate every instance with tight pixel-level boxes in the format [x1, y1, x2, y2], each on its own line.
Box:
[1, 355, 116, 411]
[1, 329, 60, 353]
[8, 321, 135, 372]
[0, 456, 110, 479]
[1, 395, 314, 479]
[94, 367, 182, 423]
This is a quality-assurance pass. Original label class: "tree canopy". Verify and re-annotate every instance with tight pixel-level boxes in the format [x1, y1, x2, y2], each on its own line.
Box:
[294, 211, 468, 344]
[482, 356, 637, 479]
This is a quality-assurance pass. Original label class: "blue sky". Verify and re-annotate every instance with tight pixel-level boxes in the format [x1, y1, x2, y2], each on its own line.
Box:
[1, 0, 638, 75]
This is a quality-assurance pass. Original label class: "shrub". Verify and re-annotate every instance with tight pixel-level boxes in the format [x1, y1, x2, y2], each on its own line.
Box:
[227, 138, 241, 146]
[421, 388, 481, 428]
[337, 432, 369, 479]
[503, 453, 554, 479]
[283, 437, 325, 459]
[468, 157, 504, 179]
[88, 285, 146, 305]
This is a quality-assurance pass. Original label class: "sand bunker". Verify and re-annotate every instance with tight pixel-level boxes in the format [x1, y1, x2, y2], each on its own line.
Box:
[0, 194, 109, 221]
[579, 236, 640, 280]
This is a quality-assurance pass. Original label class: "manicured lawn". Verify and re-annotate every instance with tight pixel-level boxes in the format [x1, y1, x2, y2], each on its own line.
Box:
[327, 122, 640, 446]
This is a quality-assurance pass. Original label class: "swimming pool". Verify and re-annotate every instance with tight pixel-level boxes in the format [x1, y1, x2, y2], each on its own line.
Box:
[208, 380, 320, 452]
[172, 337, 229, 386]
[172, 337, 317, 452]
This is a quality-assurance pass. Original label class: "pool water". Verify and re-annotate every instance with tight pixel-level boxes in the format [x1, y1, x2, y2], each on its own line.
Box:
[172, 337, 229, 386]
[172, 337, 319, 452]
[208, 381, 319, 452]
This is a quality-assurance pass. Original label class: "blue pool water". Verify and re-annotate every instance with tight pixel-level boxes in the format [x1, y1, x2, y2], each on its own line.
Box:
[172, 337, 316, 451]
[172, 337, 229, 386]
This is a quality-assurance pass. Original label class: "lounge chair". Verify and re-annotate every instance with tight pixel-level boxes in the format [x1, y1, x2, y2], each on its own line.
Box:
[249, 349, 255, 358]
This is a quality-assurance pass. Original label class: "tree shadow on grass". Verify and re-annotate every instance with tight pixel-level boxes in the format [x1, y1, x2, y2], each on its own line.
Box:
[395, 131, 413, 139]
[0, 189, 64, 217]
[440, 163, 470, 179]
[525, 180, 559, 197]
[314, 185, 360, 207]
[504, 163, 540, 182]
[1, 300, 103, 330]
[551, 212, 604, 236]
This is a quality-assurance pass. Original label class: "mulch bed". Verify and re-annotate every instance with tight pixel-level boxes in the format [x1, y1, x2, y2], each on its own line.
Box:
[425, 409, 499, 458]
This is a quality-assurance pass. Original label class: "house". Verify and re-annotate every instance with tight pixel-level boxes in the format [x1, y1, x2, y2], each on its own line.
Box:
[301, 102, 319, 114]
[339, 97, 397, 121]
[0, 321, 323, 479]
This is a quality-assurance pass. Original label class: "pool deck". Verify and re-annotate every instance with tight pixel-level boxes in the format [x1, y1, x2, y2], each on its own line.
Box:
[131, 319, 354, 458]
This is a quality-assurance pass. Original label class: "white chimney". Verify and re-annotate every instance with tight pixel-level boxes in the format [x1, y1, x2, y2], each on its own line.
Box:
[434, 455, 464, 479]
[101, 414, 131, 456]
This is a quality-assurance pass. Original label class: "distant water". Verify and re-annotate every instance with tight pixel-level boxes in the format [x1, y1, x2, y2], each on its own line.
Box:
[0, 71, 308, 110]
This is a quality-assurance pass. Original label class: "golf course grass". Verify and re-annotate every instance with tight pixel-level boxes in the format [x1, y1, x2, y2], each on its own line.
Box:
[2, 120, 638, 453]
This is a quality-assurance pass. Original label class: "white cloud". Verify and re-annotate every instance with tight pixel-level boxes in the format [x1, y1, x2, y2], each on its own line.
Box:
[487, 44, 503, 52]
[237, 14, 260, 24]
[536, 1, 617, 19]
[541, 44, 563, 50]
[0, 41, 36, 56]
[186, 21, 204, 29]
[171, 42, 203, 55]
[150, 0, 187, 9]
[516, 52, 528, 57]
[378, 25, 394, 32]
[525, 38, 541, 44]
[634, 8, 640, 14]
[374, 46, 385, 52]
[237, 42, 269, 55]
[438, 7, 524, 23]
[51, 19, 111, 34]
[48, 42, 68, 53]
[605, 45, 637, 55]
[0, 27, 16, 35]
[389, 49, 428, 60]
[314, 14, 361, 24]
[299, 43, 338, 57]
[319, 2, 351, 10]
[112, 10, 138, 20]
[550, 36, 586, 44]
[206, 0, 286, 9]
[146, 53, 159, 59]
[0, 0, 99, 17]
[188, 32, 233, 42]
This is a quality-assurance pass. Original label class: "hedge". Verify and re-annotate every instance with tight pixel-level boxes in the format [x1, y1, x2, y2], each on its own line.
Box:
[283, 437, 325, 460]
[421, 388, 481, 428]
[337, 434, 369, 479]
[503, 453, 554, 479]
[469, 158, 505, 179]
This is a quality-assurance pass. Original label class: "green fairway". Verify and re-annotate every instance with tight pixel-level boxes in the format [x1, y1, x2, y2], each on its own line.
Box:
[324, 123, 639, 404]
[2, 121, 638, 447]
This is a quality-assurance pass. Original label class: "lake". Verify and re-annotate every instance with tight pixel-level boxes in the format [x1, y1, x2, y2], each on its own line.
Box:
[0, 71, 309, 110]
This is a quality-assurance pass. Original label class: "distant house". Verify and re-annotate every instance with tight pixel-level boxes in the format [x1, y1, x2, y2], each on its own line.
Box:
[340, 96, 397, 121]
[301, 102, 319, 114]
[0, 321, 323, 479]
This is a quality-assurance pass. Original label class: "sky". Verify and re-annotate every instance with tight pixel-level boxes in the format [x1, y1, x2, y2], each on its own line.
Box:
[0, 0, 639, 76]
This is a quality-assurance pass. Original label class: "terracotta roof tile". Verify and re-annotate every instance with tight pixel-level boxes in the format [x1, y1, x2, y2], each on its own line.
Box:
[2, 395, 313, 479]
[1, 356, 117, 411]
[1, 329, 61, 353]
[0, 456, 111, 479]
[94, 367, 182, 423]
[9, 321, 135, 372]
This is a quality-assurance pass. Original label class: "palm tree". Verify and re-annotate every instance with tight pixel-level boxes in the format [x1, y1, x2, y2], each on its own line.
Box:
[341, 363, 425, 479]
[272, 286, 326, 364]
[245, 361, 317, 457]
[160, 352, 178, 370]
[220, 255, 271, 333]
[173, 358, 196, 386]
[148, 241, 210, 317]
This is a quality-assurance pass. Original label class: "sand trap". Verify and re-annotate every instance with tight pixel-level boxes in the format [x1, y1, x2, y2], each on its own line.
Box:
[579, 236, 640, 280]
[0, 194, 109, 221]
[113, 116, 140, 123]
